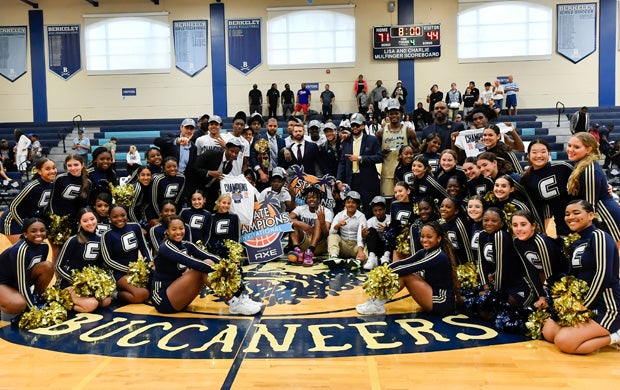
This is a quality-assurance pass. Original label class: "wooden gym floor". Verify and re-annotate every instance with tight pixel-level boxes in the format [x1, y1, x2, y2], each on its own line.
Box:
[1, 235, 620, 389]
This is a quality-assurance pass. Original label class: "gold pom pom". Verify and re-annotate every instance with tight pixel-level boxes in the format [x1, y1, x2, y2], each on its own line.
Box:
[395, 223, 411, 256]
[109, 182, 136, 207]
[550, 275, 593, 327]
[18, 302, 69, 330]
[72, 266, 117, 300]
[562, 233, 581, 257]
[525, 308, 550, 339]
[483, 191, 497, 204]
[207, 258, 242, 298]
[362, 264, 400, 301]
[224, 239, 244, 264]
[456, 261, 480, 290]
[126, 258, 151, 288]
[195, 240, 207, 251]
[42, 286, 73, 310]
[502, 203, 517, 231]
[48, 213, 72, 246]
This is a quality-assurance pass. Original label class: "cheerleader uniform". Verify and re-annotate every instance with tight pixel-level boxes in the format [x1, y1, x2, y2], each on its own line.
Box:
[0, 177, 53, 235]
[390, 200, 416, 227]
[100, 222, 152, 281]
[55, 231, 104, 289]
[567, 225, 620, 331]
[421, 152, 441, 175]
[520, 161, 574, 237]
[49, 172, 90, 230]
[95, 215, 111, 237]
[148, 222, 192, 255]
[436, 166, 467, 190]
[466, 175, 494, 198]
[179, 207, 213, 245]
[468, 219, 483, 262]
[404, 172, 449, 204]
[513, 233, 568, 298]
[441, 215, 474, 265]
[575, 162, 620, 241]
[487, 142, 523, 174]
[390, 246, 455, 315]
[394, 162, 412, 183]
[0, 239, 49, 308]
[152, 173, 186, 215]
[128, 181, 157, 227]
[208, 212, 241, 256]
[87, 166, 117, 205]
[477, 229, 535, 306]
[151, 239, 220, 313]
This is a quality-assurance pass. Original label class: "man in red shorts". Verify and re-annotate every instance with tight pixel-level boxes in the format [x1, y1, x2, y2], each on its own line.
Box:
[292, 82, 311, 123]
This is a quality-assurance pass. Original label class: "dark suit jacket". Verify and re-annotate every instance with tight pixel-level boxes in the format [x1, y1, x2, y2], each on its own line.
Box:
[337, 134, 382, 190]
[280, 141, 323, 176]
[191, 148, 226, 190]
[249, 133, 286, 170]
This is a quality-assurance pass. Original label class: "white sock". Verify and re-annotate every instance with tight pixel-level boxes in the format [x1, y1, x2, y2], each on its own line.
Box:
[609, 330, 620, 345]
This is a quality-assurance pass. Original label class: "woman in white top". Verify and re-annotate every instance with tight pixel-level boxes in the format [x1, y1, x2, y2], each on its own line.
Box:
[13, 129, 31, 173]
[125, 145, 142, 176]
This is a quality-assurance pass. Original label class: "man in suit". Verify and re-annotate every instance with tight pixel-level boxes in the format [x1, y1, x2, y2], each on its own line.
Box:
[154, 118, 199, 205]
[337, 113, 382, 217]
[250, 117, 286, 190]
[280, 122, 323, 176]
[192, 138, 243, 209]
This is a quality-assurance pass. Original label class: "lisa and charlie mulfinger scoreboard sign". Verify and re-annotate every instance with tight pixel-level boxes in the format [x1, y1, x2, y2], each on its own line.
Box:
[373, 24, 440, 60]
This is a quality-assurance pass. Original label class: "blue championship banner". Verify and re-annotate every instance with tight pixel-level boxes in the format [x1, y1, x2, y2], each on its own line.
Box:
[557, 3, 596, 63]
[227, 18, 261, 74]
[0, 26, 27, 82]
[241, 194, 293, 264]
[47, 25, 81, 80]
[173, 20, 208, 77]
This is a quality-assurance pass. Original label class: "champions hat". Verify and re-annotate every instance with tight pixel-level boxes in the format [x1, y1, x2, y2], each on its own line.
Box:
[386, 99, 401, 111]
[181, 118, 196, 128]
[350, 113, 365, 126]
[209, 115, 223, 125]
[344, 191, 362, 202]
[370, 196, 387, 206]
[225, 137, 244, 151]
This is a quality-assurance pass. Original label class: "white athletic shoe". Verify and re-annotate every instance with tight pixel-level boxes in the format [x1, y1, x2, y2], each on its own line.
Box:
[356, 298, 387, 315]
[240, 294, 262, 311]
[363, 253, 378, 270]
[380, 254, 391, 265]
[228, 296, 261, 315]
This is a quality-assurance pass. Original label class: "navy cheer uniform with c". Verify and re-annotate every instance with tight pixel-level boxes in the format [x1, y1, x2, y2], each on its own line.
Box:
[0, 177, 52, 235]
[0, 239, 49, 308]
[55, 231, 104, 289]
[49, 172, 90, 229]
[152, 173, 185, 215]
[180, 207, 213, 244]
[100, 222, 152, 281]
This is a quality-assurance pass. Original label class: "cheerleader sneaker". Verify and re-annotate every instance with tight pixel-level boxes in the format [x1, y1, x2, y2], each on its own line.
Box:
[356, 298, 387, 315]
[228, 296, 261, 315]
[240, 294, 262, 311]
[380, 253, 391, 265]
[363, 253, 378, 270]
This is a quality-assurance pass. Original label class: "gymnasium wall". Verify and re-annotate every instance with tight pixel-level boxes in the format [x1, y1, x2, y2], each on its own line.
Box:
[0, 0, 616, 122]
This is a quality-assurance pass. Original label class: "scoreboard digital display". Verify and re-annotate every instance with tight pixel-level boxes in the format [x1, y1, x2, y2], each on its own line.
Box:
[372, 24, 441, 60]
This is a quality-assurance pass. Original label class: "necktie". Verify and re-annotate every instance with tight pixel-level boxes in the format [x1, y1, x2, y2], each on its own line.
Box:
[223, 160, 232, 174]
[296, 143, 303, 161]
[269, 137, 278, 169]
[352, 136, 361, 173]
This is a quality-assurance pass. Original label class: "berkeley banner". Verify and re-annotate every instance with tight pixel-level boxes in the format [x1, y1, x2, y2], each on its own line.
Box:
[173, 20, 208, 77]
[557, 3, 596, 63]
[47, 25, 81, 80]
[0, 26, 27, 82]
[227, 18, 261, 74]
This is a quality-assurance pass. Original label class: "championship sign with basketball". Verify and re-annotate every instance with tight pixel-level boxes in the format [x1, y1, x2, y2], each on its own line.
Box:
[241, 193, 293, 264]
[286, 165, 337, 209]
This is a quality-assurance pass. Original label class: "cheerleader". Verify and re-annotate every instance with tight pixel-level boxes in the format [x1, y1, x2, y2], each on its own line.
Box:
[463, 157, 494, 198]
[0, 218, 53, 314]
[148, 201, 191, 255]
[55, 208, 112, 313]
[93, 192, 112, 236]
[480, 124, 524, 174]
[49, 154, 91, 231]
[477, 208, 535, 311]
[542, 200, 620, 354]
[519, 139, 574, 237]
[410, 197, 440, 254]
[476, 151, 515, 181]
[566, 132, 620, 248]
[393, 145, 415, 183]
[386, 181, 416, 261]
[511, 210, 567, 309]
[466, 195, 485, 262]
[440, 197, 473, 265]
[100, 205, 152, 304]
[87, 147, 117, 205]
[404, 155, 448, 204]
[0, 158, 56, 244]
[357, 221, 459, 316]
[128, 146, 163, 183]
[208, 193, 241, 259]
[179, 190, 213, 245]
[436, 149, 467, 189]
[128, 166, 157, 230]
[490, 175, 533, 218]
[152, 157, 185, 215]
[151, 216, 260, 315]
[419, 132, 442, 174]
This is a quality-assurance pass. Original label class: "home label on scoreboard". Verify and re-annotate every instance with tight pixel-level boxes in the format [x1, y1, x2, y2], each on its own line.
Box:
[373, 24, 441, 60]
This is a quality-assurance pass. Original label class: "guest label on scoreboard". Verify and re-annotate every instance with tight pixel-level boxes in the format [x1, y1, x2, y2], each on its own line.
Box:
[372, 24, 441, 60]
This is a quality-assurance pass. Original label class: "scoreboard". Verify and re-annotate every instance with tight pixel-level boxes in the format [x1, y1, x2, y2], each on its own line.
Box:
[372, 24, 441, 60]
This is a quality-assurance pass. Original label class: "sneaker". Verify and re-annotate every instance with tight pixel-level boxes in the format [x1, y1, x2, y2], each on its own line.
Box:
[380, 254, 391, 265]
[10, 181, 19, 188]
[356, 298, 387, 315]
[228, 296, 261, 315]
[347, 258, 362, 271]
[303, 249, 314, 267]
[363, 253, 378, 270]
[324, 254, 344, 269]
[240, 294, 262, 311]
[287, 247, 303, 265]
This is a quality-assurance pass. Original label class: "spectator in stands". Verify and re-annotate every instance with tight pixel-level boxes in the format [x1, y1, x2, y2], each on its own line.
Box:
[281, 83, 295, 118]
[71, 129, 90, 165]
[570, 106, 589, 134]
[602, 123, 614, 169]
[320, 84, 335, 122]
[266, 83, 280, 119]
[357, 91, 369, 117]
[353, 74, 368, 97]
[462, 87, 476, 121]
[413, 102, 430, 131]
[0, 139, 16, 172]
[28, 133, 43, 163]
[370, 80, 388, 116]
[480, 82, 493, 105]
[391, 80, 408, 111]
[102, 136, 117, 175]
[426, 84, 443, 112]
[445, 83, 462, 121]
[589, 123, 601, 142]
[377, 90, 390, 117]
[292, 83, 311, 123]
[0, 160, 15, 186]
[468, 81, 480, 103]
[248, 84, 263, 115]
[125, 145, 141, 176]
[422, 101, 465, 152]
[492, 80, 505, 113]
[504, 75, 519, 116]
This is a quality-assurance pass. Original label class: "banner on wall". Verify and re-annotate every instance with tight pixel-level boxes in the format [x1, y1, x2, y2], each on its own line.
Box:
[47, 25, 81, 80]
[173, 20, 208, 77]
[557, 3, 596, 63]
[227, 18, 261, 74]
[0, 26, 27, 82]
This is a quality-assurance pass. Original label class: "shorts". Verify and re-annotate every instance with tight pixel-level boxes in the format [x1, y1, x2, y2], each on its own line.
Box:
[506, 94, 517, 108]
[294, 103, 309, 114]
[151, 280, 177, 314]
[431, 287, 455, 316]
